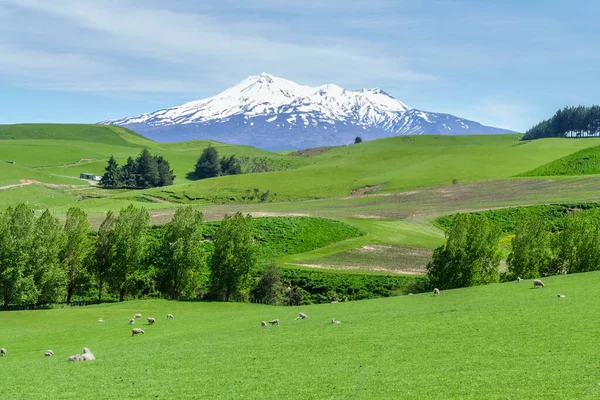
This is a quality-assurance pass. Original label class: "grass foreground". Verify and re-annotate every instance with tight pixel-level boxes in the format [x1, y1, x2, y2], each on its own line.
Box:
[1, 272, 599, 399]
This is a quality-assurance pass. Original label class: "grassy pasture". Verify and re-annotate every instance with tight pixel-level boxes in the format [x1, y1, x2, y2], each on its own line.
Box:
[1, 272, 599, 399]
[520, 145, 600, 177]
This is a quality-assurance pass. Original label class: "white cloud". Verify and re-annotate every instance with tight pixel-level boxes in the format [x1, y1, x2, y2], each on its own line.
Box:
[0, 0, 436, 97]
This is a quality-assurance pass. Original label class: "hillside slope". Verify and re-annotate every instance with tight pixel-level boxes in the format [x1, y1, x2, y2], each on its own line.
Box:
[520, 145, 600, 177]
[149, 134, 600, 204]
[0, 272, 598, 399]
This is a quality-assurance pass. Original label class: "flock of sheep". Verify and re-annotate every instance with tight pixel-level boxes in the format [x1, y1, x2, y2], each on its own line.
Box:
[261, 312, 341, 327]
[0, 278, 564, 361]
[0, 312, 174, 361]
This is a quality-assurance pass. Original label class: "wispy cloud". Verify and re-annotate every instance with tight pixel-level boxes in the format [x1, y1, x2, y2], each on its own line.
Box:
[0, 0, 436, 97]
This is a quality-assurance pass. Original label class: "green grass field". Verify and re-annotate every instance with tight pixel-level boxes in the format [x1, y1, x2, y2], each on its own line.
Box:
[520, 145, 600, 177]
[1, 272, 598, 399]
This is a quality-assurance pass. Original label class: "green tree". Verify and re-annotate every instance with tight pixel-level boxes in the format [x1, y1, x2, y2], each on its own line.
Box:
[220, 155, 242, 176]
[552, 211, 600, 275]
[507, 217, 552, 279]
[91, 211, 117, 301]
[427, 213, 502, 289]
[100, 155, 121, 188]
[136, 148, 160, 188]
[31, 210, 67, 304]
[209, 212, 258, 301]
[121, 156, 138, 188]
[156, 155, 175, 186]
[252, 263, 283, 305]
[354, 136, 363, 144]
[61, 207, 91, 303]
[157, 207, 206, 299]
[195, 145, 221, 179]
[108, 205, 150, 302]
[0, 204, 38, 306]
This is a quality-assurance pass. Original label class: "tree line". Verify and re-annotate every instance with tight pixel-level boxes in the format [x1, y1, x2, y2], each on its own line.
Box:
[524, 105, 600, 140]
[427, 210, 600, 290]
[100, 149, 175, 189]
[0, 203, 265, 307]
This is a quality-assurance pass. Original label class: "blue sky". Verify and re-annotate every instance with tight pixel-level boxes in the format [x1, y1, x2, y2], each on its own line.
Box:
[0, 0, 598, 131]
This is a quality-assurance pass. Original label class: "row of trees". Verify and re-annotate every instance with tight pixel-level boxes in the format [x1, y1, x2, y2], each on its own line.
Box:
[507, 211, 600, 278]
[427, 210, 600, 290]
[100, 149, 175, 189]
[0, 203, 262, 306]
[524, 105, 600, 140]
[194, 145, 242, 179]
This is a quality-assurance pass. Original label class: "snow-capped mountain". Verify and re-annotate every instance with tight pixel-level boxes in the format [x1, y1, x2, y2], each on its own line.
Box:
[101, 73, 513, 150]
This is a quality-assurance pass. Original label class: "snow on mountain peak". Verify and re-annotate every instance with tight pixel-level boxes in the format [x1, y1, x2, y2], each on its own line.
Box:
[104, 73, 412, 127]
[101, 73, 513, 150]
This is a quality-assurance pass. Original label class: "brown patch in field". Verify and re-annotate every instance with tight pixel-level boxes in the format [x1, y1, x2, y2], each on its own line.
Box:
[288, 146, 335, 157]
[291, 263, 426, 275]
[351, 184, 385, 196]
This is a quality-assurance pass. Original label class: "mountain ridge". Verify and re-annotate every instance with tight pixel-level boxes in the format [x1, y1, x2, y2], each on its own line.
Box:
[100, 73, 514, 150]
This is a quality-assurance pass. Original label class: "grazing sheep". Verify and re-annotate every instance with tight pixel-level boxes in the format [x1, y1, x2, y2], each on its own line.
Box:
[296, 312, 308, 320]
[331, 300, 339, 304]
[129, 318, 135, 325]
[147, 317, 156, 324]
[408, 293, 413, 295]
[97, 318, 104, 323]
[132, 328, 145, 336]
[134, 313, 142, 318]
[166, 314, 174, 320]
[44, 350, 54, 357]
[433, 288, 440, 296]
[69, 354, 83, 362]
[533, 279, 545, 288]
[517, 277, 522, 283]
[261, 321, 267, 327]
[557, 294, 566, 298]
[81, 348, 95, 361]
[268, 319, 279, 326]
[331, 318, 341, 325]
[1, 348, 6, 356]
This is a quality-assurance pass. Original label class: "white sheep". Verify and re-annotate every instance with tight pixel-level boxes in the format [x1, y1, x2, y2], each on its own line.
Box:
[331, 318, 341, 325]
[533, 279, 545, 288]
[147, 317, 156, 325]
[557, 294, 566, 298]
[269, 319, 279, 326]
[132, 328, 145, 336]
[1, 348, 6, 356]
[69, 354, 83, 362]
[517, 277, 522, 283]
[433, 288, 440, 296]
[134, 313, 142, 318]
[166, 314, 174, 320]
[129, 318, 135, 325]
[261, 321, 267, 327]
[97, 318, 104, 323]
[44, 350, 54, 357]
[296, 312, 308, 320]
[81, 348, 95, 361]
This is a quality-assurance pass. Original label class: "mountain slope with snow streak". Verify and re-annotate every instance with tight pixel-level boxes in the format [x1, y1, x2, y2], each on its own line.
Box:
[101, 73, 513, 150]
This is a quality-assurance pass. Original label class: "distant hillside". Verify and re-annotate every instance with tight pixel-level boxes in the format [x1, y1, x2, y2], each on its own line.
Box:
[520, 146, 600, 177]
[0, 124, 153, 147]
[0, 124, 304, 190]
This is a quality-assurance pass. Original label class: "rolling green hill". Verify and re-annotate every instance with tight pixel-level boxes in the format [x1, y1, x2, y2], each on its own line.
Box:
[148, 134, 600, 204]
[0, 272, 598, 399]
[4, 124, 600, 275]
[520, 145, 600, 177]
